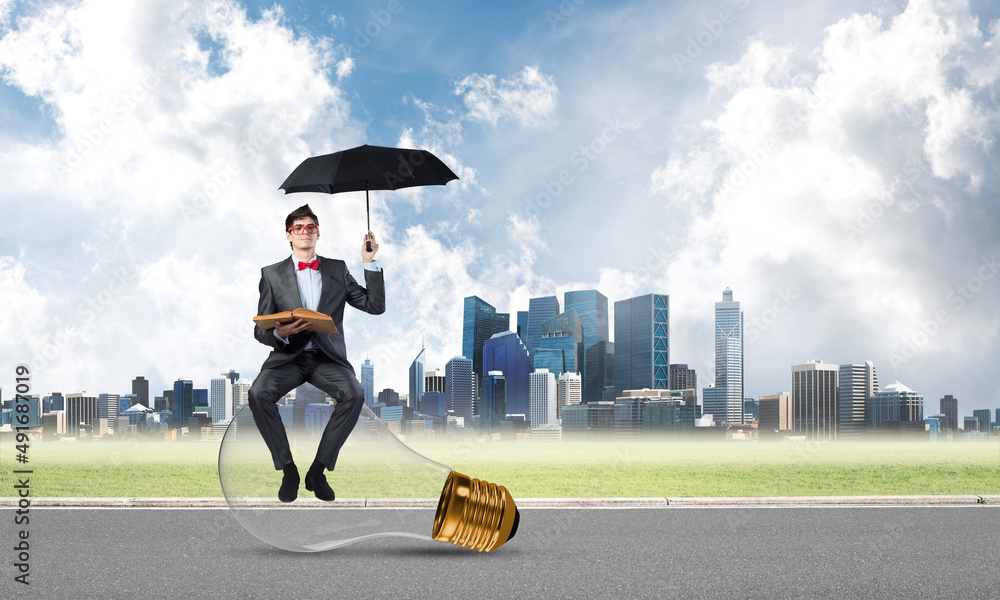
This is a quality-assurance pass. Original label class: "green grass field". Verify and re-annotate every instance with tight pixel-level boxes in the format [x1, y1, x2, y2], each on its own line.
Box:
[3, 437, 999, 498]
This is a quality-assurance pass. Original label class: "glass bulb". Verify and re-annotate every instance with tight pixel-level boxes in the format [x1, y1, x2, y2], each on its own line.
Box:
[218, 404, 519, 553]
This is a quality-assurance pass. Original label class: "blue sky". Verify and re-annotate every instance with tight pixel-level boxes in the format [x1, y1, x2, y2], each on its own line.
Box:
[1, 0, 999, 420]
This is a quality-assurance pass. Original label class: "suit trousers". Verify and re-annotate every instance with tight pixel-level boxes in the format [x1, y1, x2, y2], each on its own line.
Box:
[248, 349, 366, 470]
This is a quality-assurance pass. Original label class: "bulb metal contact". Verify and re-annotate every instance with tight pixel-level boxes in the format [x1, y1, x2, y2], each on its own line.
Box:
[432, 471, 520, 552]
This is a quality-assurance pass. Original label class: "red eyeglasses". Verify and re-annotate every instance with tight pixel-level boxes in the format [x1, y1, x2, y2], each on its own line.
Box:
[287, 224, 319, 235]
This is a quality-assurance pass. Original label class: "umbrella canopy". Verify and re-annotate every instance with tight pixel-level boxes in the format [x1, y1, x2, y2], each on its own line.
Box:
[279, 144, 459, 250]
[279, 144, 459, 195]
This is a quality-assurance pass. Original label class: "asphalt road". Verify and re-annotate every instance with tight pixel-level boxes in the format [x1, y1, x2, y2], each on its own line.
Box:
[3, 506, 999, 599]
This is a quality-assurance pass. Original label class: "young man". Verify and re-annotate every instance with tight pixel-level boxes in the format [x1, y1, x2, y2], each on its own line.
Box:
[248, 204, 385, 502]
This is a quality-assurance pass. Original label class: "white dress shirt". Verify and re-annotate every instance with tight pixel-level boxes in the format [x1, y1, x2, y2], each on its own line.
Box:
[275, 255, 382, 348]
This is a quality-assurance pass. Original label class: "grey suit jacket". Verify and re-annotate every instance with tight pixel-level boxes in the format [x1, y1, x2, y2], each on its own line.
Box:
[253, 255, 385, 373]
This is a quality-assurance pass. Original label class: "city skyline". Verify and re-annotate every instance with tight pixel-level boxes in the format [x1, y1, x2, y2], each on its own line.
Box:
[1, 0, 998, 418]
[12, 283, 996, 432]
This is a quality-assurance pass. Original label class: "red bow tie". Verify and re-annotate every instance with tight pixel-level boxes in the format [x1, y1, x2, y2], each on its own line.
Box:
[297, 260, 319, 271]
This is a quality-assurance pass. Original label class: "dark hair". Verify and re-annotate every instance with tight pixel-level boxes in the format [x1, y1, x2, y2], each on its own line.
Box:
[286, 204, 319, 249]
[285, 204, 319, 231]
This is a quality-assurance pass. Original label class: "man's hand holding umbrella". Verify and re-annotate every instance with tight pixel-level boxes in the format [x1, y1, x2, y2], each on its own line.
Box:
[361, 230, 379, 263]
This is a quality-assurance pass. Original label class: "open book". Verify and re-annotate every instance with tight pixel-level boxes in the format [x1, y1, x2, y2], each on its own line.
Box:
[253, 308, 339, 335]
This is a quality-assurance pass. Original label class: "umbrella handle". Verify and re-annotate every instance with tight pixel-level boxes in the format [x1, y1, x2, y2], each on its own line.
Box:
[366, 183, 372, 252]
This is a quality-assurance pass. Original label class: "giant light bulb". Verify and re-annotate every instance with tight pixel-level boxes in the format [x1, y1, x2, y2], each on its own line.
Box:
[218, 404, 519, 553]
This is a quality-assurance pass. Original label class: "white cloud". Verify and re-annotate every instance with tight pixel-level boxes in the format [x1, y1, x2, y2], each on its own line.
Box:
[648, 0, 1000, 400]
[454, 65, 559, 128]
[0, 257, 47, 356]
[2, 0, 998, 415]
[395, 97, 482, 208]
[0, 0, 366, 394]
[0, 0, 14, 27]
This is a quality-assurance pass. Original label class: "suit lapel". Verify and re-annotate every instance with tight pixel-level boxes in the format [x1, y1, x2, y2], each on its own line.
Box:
[317, 255, 335, 313]
[279, 256, 305, 308]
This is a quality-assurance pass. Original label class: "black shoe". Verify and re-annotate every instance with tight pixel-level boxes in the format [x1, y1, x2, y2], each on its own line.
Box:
[304, 470, 336, 501]
[278, 463, 299, 503]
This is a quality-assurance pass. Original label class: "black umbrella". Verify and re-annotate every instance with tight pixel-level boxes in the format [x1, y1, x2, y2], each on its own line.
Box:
[279, 144, 459, 250]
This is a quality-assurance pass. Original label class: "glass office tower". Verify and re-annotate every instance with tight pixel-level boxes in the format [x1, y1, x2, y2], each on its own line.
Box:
[704, 288, 743, 425]
[538, 309, 584, 378]
[409, 347, 426, 415]
[614, 294, 669, 398]
[526, 296, 560, 366]
[564, 290, 610, 404]
[482, 331, 531, 420]
[462, 296, 510, 383]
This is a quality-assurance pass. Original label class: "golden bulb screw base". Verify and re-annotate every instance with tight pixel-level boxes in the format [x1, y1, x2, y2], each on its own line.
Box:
[432, 471, 519, 552]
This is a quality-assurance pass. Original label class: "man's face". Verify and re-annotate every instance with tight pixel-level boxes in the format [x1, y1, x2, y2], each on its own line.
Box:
[286, 217, 319, 253]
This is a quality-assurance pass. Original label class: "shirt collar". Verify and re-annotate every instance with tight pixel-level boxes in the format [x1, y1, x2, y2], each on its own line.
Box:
[292, 253, 318, 266]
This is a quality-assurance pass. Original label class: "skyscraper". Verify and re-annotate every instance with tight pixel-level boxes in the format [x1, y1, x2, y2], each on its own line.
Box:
[538, 309, 584, 378]
[868, 381, 923, 429]
[377, 388, 400, 404]
[482, 331, 531, 420]
[669, 364, 697, 393]
[193, 389, 208, 412]
[64, 392, 98, 437]
[704, 288, 743, 425]
[584, 341, 614, 404]
[43, 392, 64, 413]
[972, 409, 991, 434]
[529, 368, 557, 427]
[556, 371, 582, 419]
[420, 392, 446, 417]
[837, 361, 878, 440]
[759, 393, 793, 432]
[131, 376, 149, 408]
[526, 296, 560, 363]
[232, 378, 251, 414]
[940, 395, 958, 431]
[462, 296, 510, 383]
[480, 371, 507, 432]
[361, 357, 375, 406]
[565, 290, 610, 403]
[119, 395, 136, 414]
[210, 376, 234, 424]
[425, 368, 446, 394]
[614, 293, 669, 398]
[98, 393, 120, 434]
[791, 360, 839, 441]
[445, 356, 474, 419]
[409, 346, 426, 415]
[564, 290, 610, 355]
[669, 364, 697, 405]
[516, 311, 529, 342]
[172, 379, 194, 429]
[304, 403, 333, 436]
